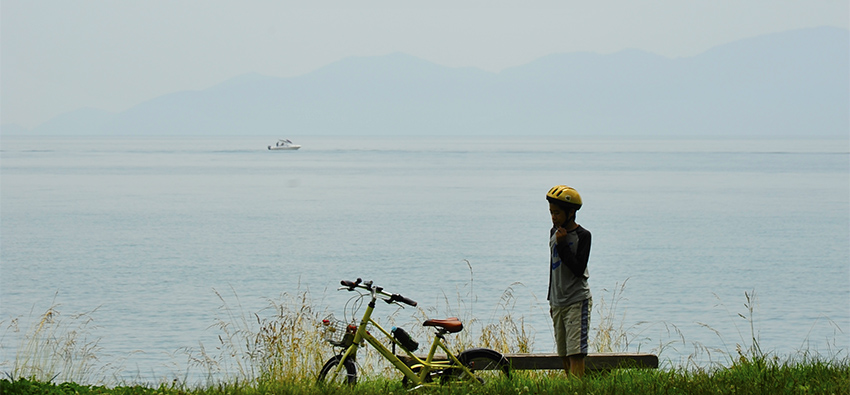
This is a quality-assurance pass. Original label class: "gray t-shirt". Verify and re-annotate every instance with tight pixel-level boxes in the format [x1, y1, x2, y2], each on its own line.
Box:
[548, 225, 591, 307]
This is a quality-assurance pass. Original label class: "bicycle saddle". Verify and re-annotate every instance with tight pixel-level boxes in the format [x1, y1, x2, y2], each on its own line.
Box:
[423, 317, 463, 333]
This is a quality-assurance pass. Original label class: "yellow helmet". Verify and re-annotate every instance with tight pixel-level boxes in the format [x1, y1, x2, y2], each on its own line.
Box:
[546, 185, 582, 210]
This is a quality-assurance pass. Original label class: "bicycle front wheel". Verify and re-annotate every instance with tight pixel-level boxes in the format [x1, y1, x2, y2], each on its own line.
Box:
[318, 355, 357, 385]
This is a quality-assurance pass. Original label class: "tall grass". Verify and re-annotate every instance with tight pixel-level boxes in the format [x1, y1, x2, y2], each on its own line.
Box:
[0, 302, 116, 384]
[407, 261, 535, 355]
[478, 282, 534, 354]
[3, 274, 847, 394]
[593, 279, 632, 353]
[184, 287, 330, 385]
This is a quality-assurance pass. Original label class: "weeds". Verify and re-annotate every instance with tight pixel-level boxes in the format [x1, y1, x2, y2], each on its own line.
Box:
[479, 282, 533, 354]
[1, 300, 111, 384]
[3, 274, 847, 395]
[592, 279, 631, 353]
[184, 286, 330, 385]
[590, 278, 688, 363]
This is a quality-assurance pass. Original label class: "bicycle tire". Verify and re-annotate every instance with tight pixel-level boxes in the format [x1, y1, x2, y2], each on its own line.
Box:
[317, 355, 357, 385]
[443, 348, 511, 384]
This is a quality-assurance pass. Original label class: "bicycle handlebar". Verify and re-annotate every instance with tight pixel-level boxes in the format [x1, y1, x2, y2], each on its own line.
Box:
[387, 293, 417, 307]
[339, 278, 418, 307]
[341, 278, 361, 290]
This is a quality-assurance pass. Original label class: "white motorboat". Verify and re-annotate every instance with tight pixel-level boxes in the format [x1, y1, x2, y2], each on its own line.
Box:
[268, 139, 301, 150]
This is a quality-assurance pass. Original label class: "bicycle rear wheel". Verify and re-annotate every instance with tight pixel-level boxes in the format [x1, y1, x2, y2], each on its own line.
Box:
[317, 355, 357, 385]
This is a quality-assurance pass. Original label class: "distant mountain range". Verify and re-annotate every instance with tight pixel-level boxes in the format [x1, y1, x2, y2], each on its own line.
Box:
[5, 26, 848, 137]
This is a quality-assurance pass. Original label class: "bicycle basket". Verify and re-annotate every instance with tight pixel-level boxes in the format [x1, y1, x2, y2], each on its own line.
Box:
[321, 314, 356, 347]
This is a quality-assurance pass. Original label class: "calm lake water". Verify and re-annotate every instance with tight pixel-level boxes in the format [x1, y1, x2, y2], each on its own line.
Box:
[1, 135, 848, 383]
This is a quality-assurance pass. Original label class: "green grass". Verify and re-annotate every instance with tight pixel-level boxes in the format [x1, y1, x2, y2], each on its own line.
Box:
[4, 357, 849, 395]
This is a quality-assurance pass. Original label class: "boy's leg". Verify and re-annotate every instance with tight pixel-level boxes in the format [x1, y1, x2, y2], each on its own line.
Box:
[551, 306, 570, 375]
[563, 299, 591, 378]
[568, 355, 585, 378]
[561, 356, 570, 375]
[561, 355, 585, 378]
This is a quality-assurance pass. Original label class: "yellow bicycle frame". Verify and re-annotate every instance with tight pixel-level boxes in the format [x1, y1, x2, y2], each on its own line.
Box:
[330, 297, 480, 386]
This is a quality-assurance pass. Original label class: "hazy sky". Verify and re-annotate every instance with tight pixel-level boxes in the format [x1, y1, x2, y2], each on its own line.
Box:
[2, 1, 847, 129]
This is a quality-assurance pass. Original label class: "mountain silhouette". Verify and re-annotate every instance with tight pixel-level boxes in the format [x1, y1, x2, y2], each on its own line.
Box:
[7, 26, 848, 137]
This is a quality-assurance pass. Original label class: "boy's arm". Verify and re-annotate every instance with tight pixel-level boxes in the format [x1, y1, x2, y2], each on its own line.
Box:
[556, 231, 591, 279]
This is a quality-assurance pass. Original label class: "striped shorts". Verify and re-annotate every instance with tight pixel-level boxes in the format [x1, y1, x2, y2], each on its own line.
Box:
[550, 298, 591, 357]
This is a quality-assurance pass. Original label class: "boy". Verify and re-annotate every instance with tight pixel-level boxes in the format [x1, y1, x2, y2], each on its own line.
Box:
[546, 185, 592, 378]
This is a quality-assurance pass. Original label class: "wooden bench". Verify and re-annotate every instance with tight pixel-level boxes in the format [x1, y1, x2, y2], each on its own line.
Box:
[397, 353, 658, 372]
[505, 353, 658, 371]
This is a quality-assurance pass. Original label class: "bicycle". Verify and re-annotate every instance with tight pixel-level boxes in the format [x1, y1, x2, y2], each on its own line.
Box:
[317, 278, 511, 387]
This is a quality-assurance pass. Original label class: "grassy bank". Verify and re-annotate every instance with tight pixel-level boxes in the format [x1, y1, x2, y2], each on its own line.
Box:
[3, 357, 849, 395]
[2, 283, 847, 394]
